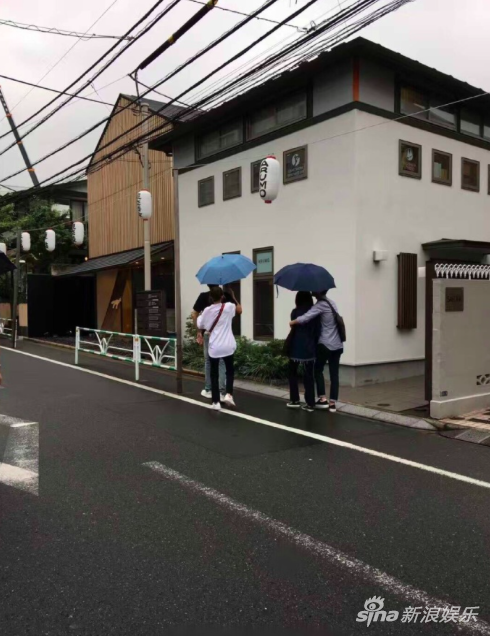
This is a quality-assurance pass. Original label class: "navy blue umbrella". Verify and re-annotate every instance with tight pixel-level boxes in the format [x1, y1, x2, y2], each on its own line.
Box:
[274, 263, 336, 292]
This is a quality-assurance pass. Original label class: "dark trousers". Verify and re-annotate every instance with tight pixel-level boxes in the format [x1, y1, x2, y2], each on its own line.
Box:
[210, 354, 234, 403]
[289, 360, 315, 407]
[315, 345, 343, 401]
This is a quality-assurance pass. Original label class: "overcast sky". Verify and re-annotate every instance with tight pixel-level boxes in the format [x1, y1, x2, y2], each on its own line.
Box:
[0, 0, 488, 191]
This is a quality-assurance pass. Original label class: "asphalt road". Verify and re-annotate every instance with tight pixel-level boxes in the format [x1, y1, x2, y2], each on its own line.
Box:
[1, 341, 490, 636]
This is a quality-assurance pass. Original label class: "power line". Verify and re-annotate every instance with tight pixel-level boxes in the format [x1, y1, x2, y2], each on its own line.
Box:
[0, 73, 114, 107]
[0, 17, 134, 40]
[1, 0, 121, 123]
[0, 0, 180, 148]
[2, 0, 411, 195]
[0, 0, 285, 182]
[186, 0, 308, 31]
[131, 78, 192, 107]
[1, 0, 374, 188]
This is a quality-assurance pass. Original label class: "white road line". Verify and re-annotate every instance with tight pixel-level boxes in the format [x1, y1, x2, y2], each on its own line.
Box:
[9, 421, 38, 428]
[0, 414, 39, 495]
[4, 347, 490, 492]
[144, 461, 490, 636]
[0, 464, 38, 494]
[0, 414, 36, 428]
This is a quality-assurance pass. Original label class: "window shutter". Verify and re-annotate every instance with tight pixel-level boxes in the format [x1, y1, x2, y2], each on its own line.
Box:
[397, 253, 417, 329]
[198, 177, 214, 207]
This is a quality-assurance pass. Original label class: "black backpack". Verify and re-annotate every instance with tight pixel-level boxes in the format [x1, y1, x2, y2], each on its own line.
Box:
[322, 298, 347, 343]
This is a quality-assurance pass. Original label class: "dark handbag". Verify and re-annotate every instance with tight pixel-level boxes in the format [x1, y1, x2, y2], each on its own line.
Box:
[282, 328, 294, 356]
[323, 298, 347, 343]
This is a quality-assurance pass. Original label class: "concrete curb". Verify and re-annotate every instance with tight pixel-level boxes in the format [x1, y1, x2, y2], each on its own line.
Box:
[24, 338, 438, 432]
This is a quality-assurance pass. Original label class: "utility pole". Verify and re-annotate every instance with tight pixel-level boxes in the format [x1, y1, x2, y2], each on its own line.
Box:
[0, 86, 39, 348]
[141, 101, 152, 291]
[173, 168, 183, 394]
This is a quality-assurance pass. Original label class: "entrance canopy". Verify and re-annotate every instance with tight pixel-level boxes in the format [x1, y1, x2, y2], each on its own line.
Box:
[423, 239, 490, 260]
[57, 241, 173, 277]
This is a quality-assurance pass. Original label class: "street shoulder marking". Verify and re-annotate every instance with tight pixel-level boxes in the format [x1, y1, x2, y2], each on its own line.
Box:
[144, 461, 490, 636]
[0, 413, 37, 428]
[4, 347, 490, 492]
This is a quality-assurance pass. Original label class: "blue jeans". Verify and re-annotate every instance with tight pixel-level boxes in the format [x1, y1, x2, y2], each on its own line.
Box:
[204, 333, 226, 394]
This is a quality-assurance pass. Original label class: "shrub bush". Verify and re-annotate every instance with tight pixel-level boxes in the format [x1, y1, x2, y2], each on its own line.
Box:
[182, 314, 288, 383]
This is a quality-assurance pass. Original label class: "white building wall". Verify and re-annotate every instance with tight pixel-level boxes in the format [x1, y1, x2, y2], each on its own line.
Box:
[354, 110, 490, 366]
[178, 112, 359, 364]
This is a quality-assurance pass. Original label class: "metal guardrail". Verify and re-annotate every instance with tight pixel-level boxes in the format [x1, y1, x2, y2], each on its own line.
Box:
[75, 326, 176, 381]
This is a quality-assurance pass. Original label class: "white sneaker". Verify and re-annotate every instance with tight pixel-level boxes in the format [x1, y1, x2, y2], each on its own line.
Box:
[211, 402, 221, 411]
[223, 394, 236, 408]
[201, 389, 212, 399]
[220, 393, 226, 402]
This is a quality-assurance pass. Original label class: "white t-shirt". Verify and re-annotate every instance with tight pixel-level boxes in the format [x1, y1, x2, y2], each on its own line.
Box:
[197, 302, 237, 358]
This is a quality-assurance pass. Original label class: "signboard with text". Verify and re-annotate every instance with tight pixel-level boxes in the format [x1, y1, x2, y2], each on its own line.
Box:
[136, 290, 167, 337]
[284, 145, 308, 184]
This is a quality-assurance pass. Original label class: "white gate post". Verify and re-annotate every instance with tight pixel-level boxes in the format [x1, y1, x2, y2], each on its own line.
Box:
[134, 335, 140, 382]
[75, 327, 80, 365]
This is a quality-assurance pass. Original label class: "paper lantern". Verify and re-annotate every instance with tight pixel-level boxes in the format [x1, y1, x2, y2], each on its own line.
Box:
[259, 156, 280, 204]
[72, 222, 84, 246]
[21, 232, 31, 252]
[0, 243, 6, 255]
[137, 189, 152, 220]
[45, 229, 56, 252]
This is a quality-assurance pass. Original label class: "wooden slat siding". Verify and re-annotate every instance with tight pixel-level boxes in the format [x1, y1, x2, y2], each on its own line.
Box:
[397, 253, 417, 329]
[88, 96, 174, 258]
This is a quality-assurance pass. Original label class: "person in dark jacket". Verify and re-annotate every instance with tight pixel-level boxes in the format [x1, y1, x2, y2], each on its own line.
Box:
[287, 291, 322, 412]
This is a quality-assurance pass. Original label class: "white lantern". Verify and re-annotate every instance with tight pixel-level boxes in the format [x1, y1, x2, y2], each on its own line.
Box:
[45, 229, 56, 252]
[0, 243, 6, 255]
[72, 221, 84, 246]
[259, 155, 280, 204]
[137, 189, 152, 220]
[21, 232, 31, 252]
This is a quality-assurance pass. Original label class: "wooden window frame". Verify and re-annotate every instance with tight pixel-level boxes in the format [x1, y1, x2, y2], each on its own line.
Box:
[253, 247, 274, 341]
[431, 149, 452, 186]
[399, 140, 422, 180]
[196, 120, 243, 160]
[246, 91, 307, 141]
[198, 176, 215, 208]
[283, 145, 308, 184]
[461, 158, 480, 192]
[223, 167, 242, 201]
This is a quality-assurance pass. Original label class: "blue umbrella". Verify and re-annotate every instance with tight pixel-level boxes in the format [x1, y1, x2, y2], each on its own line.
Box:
[274, 263, 336, 292]
[196, 253, 256, 286]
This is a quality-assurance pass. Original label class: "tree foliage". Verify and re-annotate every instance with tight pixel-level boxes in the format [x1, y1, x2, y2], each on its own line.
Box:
[0, 197, 76, 273]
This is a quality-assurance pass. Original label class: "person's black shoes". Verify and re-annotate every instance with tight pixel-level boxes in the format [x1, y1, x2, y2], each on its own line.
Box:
[287, 401, 301, 408]
[315, 399, 329, 410]
[302, 404, 315, 413]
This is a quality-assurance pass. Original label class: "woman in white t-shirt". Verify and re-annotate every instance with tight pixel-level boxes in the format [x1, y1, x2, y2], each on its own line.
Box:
[197, 286, 242, 410]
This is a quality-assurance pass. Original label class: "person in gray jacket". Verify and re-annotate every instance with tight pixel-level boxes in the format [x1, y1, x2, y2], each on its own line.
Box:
[290, 291, 343, 412]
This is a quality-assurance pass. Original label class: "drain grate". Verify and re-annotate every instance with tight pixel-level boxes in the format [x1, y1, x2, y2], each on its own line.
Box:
[455, 429, 490, 444]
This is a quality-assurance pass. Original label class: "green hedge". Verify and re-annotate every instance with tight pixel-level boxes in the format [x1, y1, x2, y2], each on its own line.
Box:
[183, 315, 289, 382]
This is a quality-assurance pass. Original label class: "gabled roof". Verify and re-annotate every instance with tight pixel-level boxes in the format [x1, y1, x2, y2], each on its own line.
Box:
[88, 93, 187, 168]
[150, 37, 490, 153]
